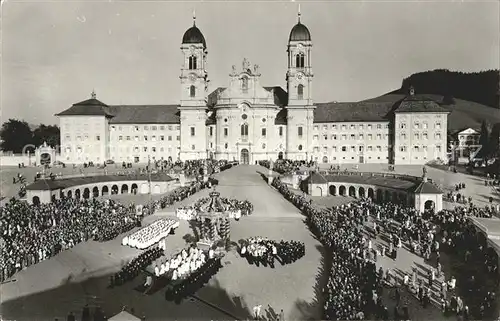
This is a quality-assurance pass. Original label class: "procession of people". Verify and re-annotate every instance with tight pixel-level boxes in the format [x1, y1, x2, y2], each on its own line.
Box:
[239, 237, 305, 268]
[272, 175, 499, 320]
[110, 247, 164, 287]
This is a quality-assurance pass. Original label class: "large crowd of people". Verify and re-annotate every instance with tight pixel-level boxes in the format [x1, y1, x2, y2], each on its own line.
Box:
[0, 159, 226, 283]
[110, 247, 164, 287]
[272, 176, 500, 320]
[259, 159, 314, 175]
[239, 237, 305, 268]
[0, 197, 140, 282]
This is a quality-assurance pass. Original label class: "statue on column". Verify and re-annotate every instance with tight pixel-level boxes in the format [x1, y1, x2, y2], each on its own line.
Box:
[422, 166, 427, 177]
[242, 58, 250, 71]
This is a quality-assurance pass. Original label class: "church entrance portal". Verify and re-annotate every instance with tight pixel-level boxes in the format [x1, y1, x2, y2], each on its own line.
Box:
[240, 149, 249, 165]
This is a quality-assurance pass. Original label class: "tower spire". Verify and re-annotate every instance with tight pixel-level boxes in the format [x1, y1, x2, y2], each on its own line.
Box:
[193, 8, 196, 26]
[91, 89, 96, 99]
[298, 3, 301, 23]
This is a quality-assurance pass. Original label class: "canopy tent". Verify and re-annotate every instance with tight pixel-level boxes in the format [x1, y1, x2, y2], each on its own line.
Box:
[108, 311, 141, 321]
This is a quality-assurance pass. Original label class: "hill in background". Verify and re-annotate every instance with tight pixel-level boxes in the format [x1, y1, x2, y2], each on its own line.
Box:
[387, 69, 499, 109]
[361, 93, 500, 132]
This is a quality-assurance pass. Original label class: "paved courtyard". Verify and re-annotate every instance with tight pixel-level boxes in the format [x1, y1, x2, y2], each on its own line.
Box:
[1, 163, 499, 321]
[0, 165, 323, 321]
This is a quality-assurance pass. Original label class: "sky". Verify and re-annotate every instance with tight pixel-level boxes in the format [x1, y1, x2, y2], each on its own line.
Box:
[1, 0, 499, 125]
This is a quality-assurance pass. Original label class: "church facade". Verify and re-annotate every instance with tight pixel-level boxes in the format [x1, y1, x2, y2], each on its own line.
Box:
[56, 12, 449, 166]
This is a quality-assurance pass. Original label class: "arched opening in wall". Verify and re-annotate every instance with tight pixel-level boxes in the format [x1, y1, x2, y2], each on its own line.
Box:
[51, 194, 56, 203]
[59, 190, 64, 199]
[296, 52, 305, 68]
[189, 85, 196, 98]
[131, 183, 138, 195]
[385, 190, 391, 202]
[322, 156, 328, 163]
[368, 188, 374, 200]
[348, 186, 356, 197]
[102, 186, 109, 196]
[424, 200, 435, 212]
[40, 153, 51, 166]
[92, 186, 99, 197]
[359, 187, 366, 198]
[140, 183, 149, 194]
[67, 190, 72, 199]
[329, 185, 336, 196]
[153, 185, 161, 194]
[32, 196, 40, 205]
[392, 192, 398, 203]
[297, 84, 304, 100]
[240, 149, 249, 165]
[278, 152, 284, 160]
[111, 185, 119, 195]
[121, 184, 129, 194]
[75, 189, 81, 199]
[339, 185, 346, 196]
[376, 190, 383, 203]
[83, 188, 90, 199]
[315, 187, 323, 196]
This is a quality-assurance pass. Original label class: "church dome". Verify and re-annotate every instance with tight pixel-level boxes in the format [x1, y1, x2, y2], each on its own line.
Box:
[182, 25, 207, 48]
[289, 22, 311, 42]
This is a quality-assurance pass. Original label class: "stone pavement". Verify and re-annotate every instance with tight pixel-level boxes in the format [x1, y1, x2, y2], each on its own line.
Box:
[1, 165, 323, 321]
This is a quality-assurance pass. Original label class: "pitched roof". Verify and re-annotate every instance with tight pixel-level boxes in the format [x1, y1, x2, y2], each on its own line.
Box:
[306, 171, 328, 184]
[395, 95, 450, 113]
[411, 180, 442, 194]
[107, 105, 180, 124]
[55, 98, 114, 117]
[313, 102, 394, 123]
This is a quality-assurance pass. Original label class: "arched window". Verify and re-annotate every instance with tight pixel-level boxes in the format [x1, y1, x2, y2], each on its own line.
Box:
[241, 76, 248, 93]
[188, 56, 197, 70]
[297, 84, 304, 99]
[189, 85, 196, 98]
[296, 52, 305, 68]
[298, 144, 303, 151]
[240, 123, 249, 136]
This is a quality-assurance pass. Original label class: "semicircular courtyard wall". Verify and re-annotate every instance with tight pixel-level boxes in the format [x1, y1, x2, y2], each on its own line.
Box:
[27, 179, 179, 205]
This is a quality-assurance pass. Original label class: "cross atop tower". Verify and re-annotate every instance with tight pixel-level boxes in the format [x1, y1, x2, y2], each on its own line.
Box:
[91, 89, 96, 99]
[298, 3, 301, 23]
[193, 8, 196, 25]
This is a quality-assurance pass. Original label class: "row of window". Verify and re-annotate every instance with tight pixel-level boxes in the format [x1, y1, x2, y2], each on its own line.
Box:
[110, 125, 180, 131]
[66, 135, 183, 142]
[399, 122, 441, 130]
[314, 123, 389, 131]
[65, 146, 178, 153]
[117, 135, 180, 142]
[399, 133, 442, 140]
[314, 133, 388, 141]
[65, 135, 101, 141]
[399, 145, 442, 152]
[313, 146, 388, 153]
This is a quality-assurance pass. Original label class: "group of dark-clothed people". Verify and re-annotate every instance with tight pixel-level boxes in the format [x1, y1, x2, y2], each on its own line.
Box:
[110, 247, 164, 287]
[361, 199, 499, 319]
[259, 159, 314, 175]
[273, 177, 384, 320]
[273, 175, 500, 320]
[165, 256, 223, 303]
[240, 237, 305, 268]
[0, 197, 140, 282]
